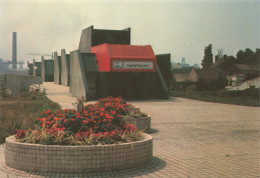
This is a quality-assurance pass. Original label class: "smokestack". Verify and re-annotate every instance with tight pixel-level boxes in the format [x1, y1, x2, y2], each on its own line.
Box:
[12, 32, 17, 69]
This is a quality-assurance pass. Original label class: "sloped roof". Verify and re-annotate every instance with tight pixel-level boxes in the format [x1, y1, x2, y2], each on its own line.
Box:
[107, 44, 155, 58]
[232, 64, 259, 71]
[210, 56, 236, 69]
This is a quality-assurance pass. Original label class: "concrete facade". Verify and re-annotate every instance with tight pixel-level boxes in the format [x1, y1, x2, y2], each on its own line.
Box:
[78, 26, 131, 53]
[41, 58, 54, 82]
[27, 61, 33, 75]
[61, 49, 70, 86]
[156, 54, 171, 97]
[32, 59, 41, 76]
[54, 52, 61, 84]
[41, 57, 45, 81]
[69, 50, 88, 100]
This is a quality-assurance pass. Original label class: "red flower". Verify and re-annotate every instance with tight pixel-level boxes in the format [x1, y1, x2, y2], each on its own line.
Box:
[64, 119, 67, 123]
[61, 127, 65, 131]
[71, 118, 75, 122]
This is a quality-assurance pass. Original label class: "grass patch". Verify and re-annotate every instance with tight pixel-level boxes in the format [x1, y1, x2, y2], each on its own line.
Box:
[171, 88, 260, 107]
[0, 92, 61, 144]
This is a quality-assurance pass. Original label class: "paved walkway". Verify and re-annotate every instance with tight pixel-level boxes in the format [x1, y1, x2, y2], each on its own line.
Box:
[1, 82, 260, 177]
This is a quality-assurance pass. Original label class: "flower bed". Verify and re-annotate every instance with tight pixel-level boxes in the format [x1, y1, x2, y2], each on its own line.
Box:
[125, 116, 151, 130]
[4, 134, 153, 173]
[124, 106, 151, 130]
[4, 97, 153, 173]
[15, 97, 150, 145]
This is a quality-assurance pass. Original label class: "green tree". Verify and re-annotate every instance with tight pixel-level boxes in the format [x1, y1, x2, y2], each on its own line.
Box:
[236, 48, 254, 63]
[244, 48, 254, 59]
[201, 44, 213, 68]
[236, 49, 244, 62]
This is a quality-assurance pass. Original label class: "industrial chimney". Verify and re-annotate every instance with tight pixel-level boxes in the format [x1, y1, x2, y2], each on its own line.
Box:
[12, 32, 17, 69]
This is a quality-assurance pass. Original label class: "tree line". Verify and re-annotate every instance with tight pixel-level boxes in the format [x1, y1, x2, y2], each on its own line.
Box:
[201, 44, 258, 68]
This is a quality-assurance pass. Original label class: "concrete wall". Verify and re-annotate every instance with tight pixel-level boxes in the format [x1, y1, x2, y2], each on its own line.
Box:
[78, 26, 131, 53]
[5, 73, 42, 95]
[78, 26, 92, 53]
[32, 59, 41, 76]
[54, 52, 61, 84]
[27, 61, 33, 75]
[5, 134, 152, 173]
[70, 50, 88, 100]
[41, 57, 45, 82]
[41, 58, 54, 82]
[61, 49, 70, 86]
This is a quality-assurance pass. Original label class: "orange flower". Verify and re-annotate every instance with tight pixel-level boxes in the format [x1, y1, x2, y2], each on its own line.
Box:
[54, 117, 61, 121]
[54, 123, 58, 127]
[63, 119, 67, 123]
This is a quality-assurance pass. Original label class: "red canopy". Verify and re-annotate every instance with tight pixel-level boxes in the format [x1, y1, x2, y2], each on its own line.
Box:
[91, 43, 156, 72]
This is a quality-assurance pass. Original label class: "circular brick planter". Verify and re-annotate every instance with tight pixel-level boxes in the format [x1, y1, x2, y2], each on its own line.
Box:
[125, 116, 151, 130]
[4, 134, 153, 173]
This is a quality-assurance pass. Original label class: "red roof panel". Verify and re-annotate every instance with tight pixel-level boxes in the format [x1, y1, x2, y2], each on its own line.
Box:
[91, 43, 156, 72]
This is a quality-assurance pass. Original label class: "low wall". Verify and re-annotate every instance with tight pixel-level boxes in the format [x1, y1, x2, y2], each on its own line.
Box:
[4, 134, 153, 173]
[5, 73, 42, 95]
[125, 116, 151, 130]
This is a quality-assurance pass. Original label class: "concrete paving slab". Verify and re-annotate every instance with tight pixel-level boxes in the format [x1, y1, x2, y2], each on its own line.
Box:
[41, 82, 77, 109]
[1, 82, 259, 177]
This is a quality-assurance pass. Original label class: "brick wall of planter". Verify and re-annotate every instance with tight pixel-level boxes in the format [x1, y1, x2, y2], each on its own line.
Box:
[4, 134, 153, 173]
[125, 116, 151, 130]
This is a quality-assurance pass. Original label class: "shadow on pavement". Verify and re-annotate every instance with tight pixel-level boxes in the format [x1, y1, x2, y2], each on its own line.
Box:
[127, 96, 179, 103]
[145, 128, 159, 134]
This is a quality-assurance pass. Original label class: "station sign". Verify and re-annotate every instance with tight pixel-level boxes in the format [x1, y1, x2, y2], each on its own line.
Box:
[113, 61, 154, 70]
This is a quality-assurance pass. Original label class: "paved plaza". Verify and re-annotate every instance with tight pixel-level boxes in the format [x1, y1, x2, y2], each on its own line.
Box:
[0, 83, 260, 177]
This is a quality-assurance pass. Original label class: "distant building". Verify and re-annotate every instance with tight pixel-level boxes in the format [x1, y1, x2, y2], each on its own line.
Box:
[171, 58, 192, 69]
[203, 55, 237, 81]
[193, 64, 199, 69]
[228, 64, 259, 75]
[180, 58, 191, 68]
[227, 74, 246, 87]
[172, 67, 201, 82]
[171, 63, 182, 69]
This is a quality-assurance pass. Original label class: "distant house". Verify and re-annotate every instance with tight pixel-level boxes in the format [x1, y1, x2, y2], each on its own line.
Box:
[203, 56, 236, 81]
[228, 64, 259, 75]
[172, 67, 201, 82]
[226, 76, 260, 91]
[227, 74, 246, 87]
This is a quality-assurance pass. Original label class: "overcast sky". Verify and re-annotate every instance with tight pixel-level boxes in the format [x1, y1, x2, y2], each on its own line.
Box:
[0, 0, 259, 66]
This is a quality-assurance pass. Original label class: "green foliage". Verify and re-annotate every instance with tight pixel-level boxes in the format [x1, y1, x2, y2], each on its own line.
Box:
[236, 48, 254, 64]
[171, 88, 260, 107]
[0, 93, 61, 144]
[201, 44, 213, 68]
[196, 76, 227, 91]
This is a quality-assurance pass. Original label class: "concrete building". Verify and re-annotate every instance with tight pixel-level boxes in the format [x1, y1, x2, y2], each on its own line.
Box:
[78, 26, 131, 53]
[54, 52, 61, 84]
[53, 26, 171, 100]
[41, 57, 54, 82]
[61, 49, 70, 86]
[32, 59, 41, 76]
